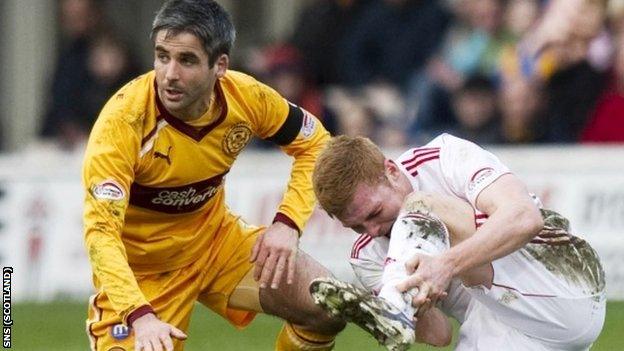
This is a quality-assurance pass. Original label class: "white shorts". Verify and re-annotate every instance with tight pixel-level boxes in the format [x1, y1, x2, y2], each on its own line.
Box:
[464, 252, 606, 350]
[457, 292, 605, 351]
[457, 300, 552, 351]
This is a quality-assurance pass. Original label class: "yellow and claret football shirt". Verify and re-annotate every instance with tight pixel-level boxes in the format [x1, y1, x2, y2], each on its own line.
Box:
[82, 70, 329, 324]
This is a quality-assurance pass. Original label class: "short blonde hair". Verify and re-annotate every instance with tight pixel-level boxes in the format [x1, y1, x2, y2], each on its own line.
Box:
[313, 135, 386, 218]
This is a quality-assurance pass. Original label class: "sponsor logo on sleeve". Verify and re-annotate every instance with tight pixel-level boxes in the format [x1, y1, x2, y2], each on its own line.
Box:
[110, 324, 131, 340]
[468, 167, 495, 192]
[301, 109, 316, 138]
[92, 180, 126, 201]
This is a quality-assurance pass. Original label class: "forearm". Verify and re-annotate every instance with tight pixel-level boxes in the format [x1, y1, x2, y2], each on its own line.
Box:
[278, 124, 330, 231]
[86, 232, 152, 324]
[445, 203, 543, 276]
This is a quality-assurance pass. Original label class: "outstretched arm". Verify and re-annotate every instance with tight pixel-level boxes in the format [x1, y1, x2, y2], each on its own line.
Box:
[83, 113, 186, 351]
[398, 136, 543, 310]
[443, 174, 543, 277]
[399, 175, 543, 309]
[247, 78, 331, 289]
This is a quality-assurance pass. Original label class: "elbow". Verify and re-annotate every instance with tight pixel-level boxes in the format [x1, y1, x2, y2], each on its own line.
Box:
[520, 204, 544, 239]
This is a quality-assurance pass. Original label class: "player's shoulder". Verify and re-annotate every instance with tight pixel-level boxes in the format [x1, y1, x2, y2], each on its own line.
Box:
[220, 69, 261, 90]
[98, 71, 155, 126]
[430, 133, 473, 148]
[221, 69, 282, 100]
[92, 71, 157, 139]
[425, 133, 486, 161]
[396, 135, 446, 164]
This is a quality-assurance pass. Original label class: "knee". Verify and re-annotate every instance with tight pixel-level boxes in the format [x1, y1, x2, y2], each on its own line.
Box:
[403, 192, 435, 213]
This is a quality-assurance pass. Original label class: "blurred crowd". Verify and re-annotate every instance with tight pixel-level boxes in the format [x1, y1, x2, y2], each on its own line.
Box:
[41, 0, 624, 150]
[40, 0, 140, 150]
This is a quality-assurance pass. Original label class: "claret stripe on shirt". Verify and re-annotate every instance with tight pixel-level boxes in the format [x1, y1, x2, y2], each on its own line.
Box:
[351, 234, 373, 259]
[401, 147, 440, 176]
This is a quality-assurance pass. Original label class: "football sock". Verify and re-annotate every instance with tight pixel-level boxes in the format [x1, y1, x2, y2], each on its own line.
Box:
[275, 322, 336, 351]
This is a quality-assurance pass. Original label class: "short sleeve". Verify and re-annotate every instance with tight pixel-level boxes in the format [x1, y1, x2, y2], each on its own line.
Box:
[438, 134, 510, 207]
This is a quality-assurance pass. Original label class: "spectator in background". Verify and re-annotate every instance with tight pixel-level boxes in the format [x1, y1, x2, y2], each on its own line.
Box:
[504, 0, 540, 40]
[290, 0, 372, 87]
[407, 0, 507, 142]
[541, 0, 611, 142]
[338, 0, 450, 88]
[323, 83, 408, 148]
[582, 12, 624, 142]
[498, 77, 545, 143]
[325, 87, 376, 140]
[513, 0, 610, 142]
[361, 82, 409, 148]
[448, 75, 501, 144]
[40, 0, 140, 150]
[259, 44, 337, 135]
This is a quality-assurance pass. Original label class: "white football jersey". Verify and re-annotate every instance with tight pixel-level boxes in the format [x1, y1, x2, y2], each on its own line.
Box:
[349, 135, 604, 349]
[395, 133, 511, 226]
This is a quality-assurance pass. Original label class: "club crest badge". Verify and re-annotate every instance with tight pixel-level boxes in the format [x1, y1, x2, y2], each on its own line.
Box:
[468, 167, 495, 192]
[222, 123, 252, 156]
[110, 324, 131, 340]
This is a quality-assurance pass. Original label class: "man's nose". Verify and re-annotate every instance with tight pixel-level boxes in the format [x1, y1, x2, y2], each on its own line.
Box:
[165, 61, 180, 81]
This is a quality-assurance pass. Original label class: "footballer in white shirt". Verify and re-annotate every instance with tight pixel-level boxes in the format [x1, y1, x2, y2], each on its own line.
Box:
[311, 134, 606, 350]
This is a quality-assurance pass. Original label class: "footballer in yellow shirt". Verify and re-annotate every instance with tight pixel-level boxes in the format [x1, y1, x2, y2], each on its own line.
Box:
[83, 1, 344, 350]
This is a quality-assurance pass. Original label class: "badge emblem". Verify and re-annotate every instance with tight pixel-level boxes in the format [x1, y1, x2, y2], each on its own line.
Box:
[301, 109, 316, 138]
[110, 324, 131, 340]
[92, 180, 125, 201]
[222, 123, 252, 156]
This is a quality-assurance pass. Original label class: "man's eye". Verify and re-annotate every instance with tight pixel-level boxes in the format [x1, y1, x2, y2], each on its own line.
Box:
[181, 58, 196, 66]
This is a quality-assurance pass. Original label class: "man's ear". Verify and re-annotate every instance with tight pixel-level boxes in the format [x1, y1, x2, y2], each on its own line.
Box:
[215, 54, 229, 78]
[384, 159, 401, 185]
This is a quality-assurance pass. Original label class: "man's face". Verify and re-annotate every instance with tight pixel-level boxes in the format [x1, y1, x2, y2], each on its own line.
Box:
[154, 30, 227, 120]
[338, 179, 407, 238]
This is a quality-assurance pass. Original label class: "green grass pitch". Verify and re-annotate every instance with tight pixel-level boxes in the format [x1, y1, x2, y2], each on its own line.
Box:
[11, 300, 624, 350]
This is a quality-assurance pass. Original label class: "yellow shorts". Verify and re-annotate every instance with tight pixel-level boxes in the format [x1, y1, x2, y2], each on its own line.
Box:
[86, 215, 263, 351]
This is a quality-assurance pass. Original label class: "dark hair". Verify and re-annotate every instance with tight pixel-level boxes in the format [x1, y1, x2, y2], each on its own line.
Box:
[151, 0, 236, 66]
[459, 75, 496, 94]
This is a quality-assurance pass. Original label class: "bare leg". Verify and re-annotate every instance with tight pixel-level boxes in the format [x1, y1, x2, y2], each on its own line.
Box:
[259, 250, 346, 335]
